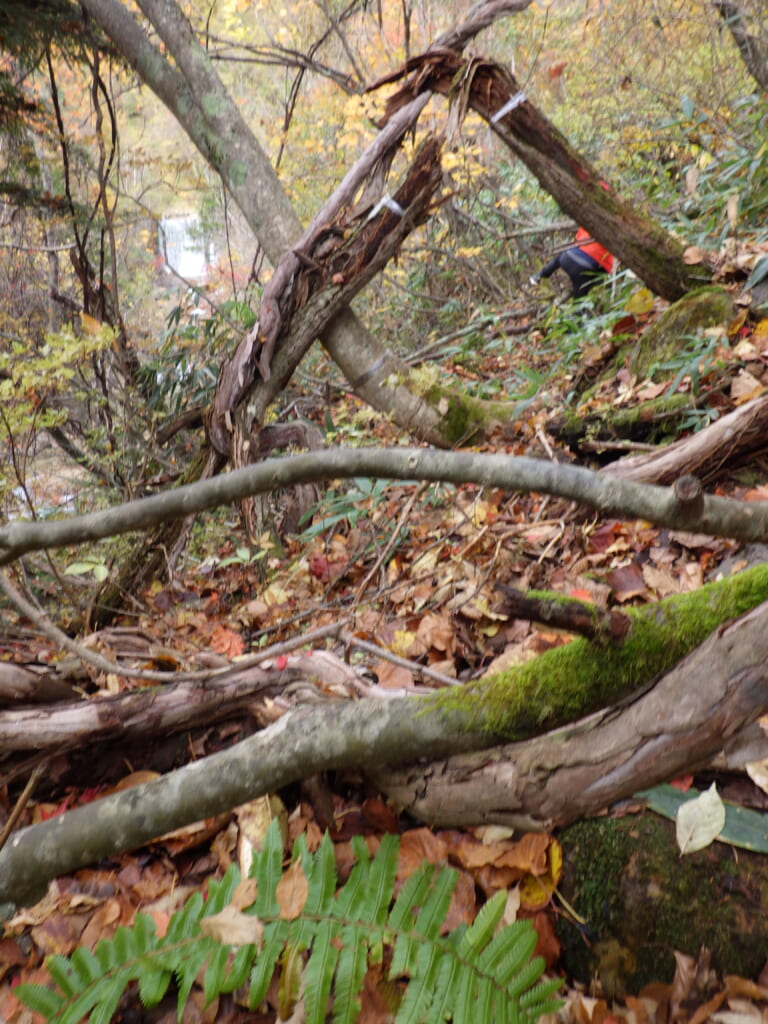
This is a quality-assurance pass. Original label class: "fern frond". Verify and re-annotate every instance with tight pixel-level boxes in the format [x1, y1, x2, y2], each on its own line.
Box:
[519, 974, 566, 1016]
[137, 962, 172, 1007]
[331, 924, 368, 1024]
[250, 818, 283, 917]
[17, 819, 561, 1024]
[457, 889, 506, 958]
[389, 863, 440, 976]
[201, 941, 230, 1005]
[304, 918, 339, 1024]
[247, 919, 289, 1008]
[174, 937, 213, 1014]
[14, 982, 64, 1019]
[164, 889, 204, 942]
[203, 867, 241, 914]
[395, 933, 443, 1024]
[364, 833, 400, 926]
[44, 956, 79, 999]
[507, 954, 549, 999]
[221, 940, 257, 993]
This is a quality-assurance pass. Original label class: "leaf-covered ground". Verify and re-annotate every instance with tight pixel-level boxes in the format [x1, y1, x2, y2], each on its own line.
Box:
[4, 248, 768, 1021]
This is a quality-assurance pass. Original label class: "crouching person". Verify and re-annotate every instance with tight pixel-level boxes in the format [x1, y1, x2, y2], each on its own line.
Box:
[531, 227, 614, 299]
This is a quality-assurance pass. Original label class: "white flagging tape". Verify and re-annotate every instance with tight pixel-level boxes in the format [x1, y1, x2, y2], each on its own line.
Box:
[366, 194, 405, 221]
[490, 91, 527, 124]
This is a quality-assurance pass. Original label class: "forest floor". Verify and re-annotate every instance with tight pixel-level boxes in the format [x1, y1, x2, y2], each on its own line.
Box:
[4, 260, 768, 1022]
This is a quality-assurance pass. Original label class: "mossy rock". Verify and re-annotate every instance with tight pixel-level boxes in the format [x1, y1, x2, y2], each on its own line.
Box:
[629, 286, 734, 380]
[557, 813, 768, 996]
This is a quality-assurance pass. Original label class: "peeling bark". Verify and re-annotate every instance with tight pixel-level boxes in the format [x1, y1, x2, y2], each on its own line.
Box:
[0, 656, 347, 753]
[208, 134, 444, 455]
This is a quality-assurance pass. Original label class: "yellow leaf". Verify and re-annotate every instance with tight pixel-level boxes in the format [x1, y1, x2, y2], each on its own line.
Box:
[390, 628, 425, 658]
[624, 288, 654, 315]
[753, 318, 768, 344]
[412, 547, 440, 574]
[81, 313, 102, 335]
[519, 838, 563, 910]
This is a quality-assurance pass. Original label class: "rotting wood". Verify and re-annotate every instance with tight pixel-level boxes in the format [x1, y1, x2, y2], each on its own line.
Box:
[603, 393, 768, 485]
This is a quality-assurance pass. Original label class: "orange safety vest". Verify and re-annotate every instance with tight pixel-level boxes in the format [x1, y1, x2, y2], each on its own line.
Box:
[574, 227, 614, 273]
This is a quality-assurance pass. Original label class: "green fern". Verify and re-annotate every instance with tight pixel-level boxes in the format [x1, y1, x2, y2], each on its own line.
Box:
[16, 821, 562, 1024]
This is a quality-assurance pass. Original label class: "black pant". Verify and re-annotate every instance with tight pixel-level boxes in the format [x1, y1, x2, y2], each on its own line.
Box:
[539, 247, 607, 298]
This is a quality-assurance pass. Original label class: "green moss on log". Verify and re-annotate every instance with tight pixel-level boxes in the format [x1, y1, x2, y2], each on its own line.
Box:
[432, 563, 768, 741]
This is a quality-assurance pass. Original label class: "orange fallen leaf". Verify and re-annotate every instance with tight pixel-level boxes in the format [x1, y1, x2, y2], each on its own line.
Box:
[210, 625, 245, 658]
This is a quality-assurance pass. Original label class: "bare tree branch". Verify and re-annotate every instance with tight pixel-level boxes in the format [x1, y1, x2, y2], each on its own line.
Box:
[2, 448, 768, 568]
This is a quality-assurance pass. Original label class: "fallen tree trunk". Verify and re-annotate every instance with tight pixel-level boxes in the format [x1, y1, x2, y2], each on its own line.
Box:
[372, 597, 768, 829]
[604, 393, 768, 485]
[377, 51, 710, 301]
[0, 653, 357, 752]
[3, 566, 768, 907]
[547, 392, 697, 451]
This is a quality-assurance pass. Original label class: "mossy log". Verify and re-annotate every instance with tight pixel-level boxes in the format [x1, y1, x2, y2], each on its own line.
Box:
[548, 287, 738, 452]
[374, 567, 768, 829]
[629, 287, 734, 380]
[557, 812, 768, 996]
[548, 392, 695, 449]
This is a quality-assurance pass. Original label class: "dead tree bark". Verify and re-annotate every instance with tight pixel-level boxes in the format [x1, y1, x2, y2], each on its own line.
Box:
[604, 393, 768, 485]
[377, 51, 711, 301]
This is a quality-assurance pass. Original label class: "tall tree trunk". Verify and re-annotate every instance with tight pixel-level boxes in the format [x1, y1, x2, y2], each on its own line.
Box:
[715, 0, 768, 91]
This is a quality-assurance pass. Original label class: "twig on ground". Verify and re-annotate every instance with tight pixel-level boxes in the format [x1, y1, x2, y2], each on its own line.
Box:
[0, 761, 45, 852]
[354, 483, 427, 605]
[340, 629, 460, 687]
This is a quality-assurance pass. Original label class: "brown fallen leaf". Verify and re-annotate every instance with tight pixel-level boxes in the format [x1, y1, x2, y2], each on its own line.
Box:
[276, 856, 309, 921]
[200, 904, 264, 948]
